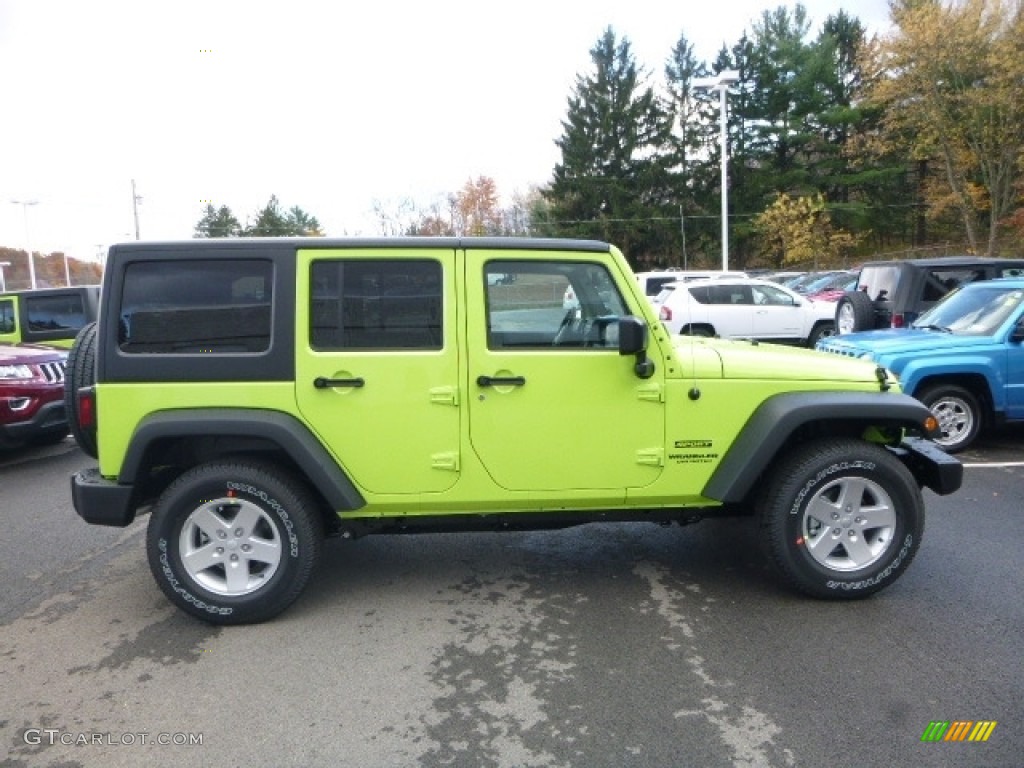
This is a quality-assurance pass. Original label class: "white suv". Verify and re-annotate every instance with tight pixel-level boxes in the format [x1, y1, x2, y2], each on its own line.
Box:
[655, 277, 837, 346]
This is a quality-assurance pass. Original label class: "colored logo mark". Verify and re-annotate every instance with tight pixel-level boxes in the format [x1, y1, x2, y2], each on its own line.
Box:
[921, 720, 997, 742]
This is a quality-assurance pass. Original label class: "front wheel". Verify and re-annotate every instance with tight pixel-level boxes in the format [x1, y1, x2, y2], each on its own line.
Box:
[147, 461, 323, 624]
[758, 438, 924, 599]
[918, 384, 982, 453]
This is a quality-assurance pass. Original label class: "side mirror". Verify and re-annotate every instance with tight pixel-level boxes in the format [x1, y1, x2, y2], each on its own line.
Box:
[618, 316, 655, 379]
[1010, 317, 1024, 343]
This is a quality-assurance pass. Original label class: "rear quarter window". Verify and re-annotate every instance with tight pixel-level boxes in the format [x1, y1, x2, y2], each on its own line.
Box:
[118, 260, 273, 353]
[25, 294, 88, 333]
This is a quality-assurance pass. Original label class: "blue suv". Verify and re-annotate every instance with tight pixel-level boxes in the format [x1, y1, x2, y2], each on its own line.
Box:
[818, 278, 1024, 452]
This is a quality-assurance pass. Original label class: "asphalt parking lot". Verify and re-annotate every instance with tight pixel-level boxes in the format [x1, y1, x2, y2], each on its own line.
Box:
[1, 429, 1021, 767]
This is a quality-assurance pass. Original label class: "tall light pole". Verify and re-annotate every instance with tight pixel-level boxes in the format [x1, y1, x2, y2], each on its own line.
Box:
[10, 199, 40, 289]
[692, 71, 739, 271]
[0, 261, 10, 293]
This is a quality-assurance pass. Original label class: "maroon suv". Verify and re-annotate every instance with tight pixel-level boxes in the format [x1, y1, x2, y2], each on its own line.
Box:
[0, 344, 69, 449]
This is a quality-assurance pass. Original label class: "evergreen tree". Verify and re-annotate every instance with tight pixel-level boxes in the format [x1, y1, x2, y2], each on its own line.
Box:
[194, 204, 242, 238]
[542, 27, 675, 267]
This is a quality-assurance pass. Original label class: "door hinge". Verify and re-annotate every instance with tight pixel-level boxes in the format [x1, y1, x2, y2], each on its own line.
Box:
[429, 385, 459, 406]
[636, 383, 664, 403]
[635, 448, 664, 467]
[431, 452, 460, 472]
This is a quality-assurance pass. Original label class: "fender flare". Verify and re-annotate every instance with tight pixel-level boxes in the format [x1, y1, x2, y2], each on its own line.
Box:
[120, 408, 365, 511]
[702, 391, 935, 504]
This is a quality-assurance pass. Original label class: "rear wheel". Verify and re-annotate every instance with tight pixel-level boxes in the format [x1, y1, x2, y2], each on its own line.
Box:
[64, 322, 98, 458]
[835, 291, 875, 334]
[918, 384, 982, 453]
[759, 438, 923, 598]
[147, 461, 323, 624]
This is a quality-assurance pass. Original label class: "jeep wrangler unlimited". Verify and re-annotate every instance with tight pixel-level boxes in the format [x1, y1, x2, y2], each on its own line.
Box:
[0, 285, 101, 349]
[68, 238, 961, 624]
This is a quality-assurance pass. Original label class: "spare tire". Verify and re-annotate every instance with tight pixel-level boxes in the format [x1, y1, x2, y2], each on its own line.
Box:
[64, 322, 98, 458]
[835, 291, 876, 334]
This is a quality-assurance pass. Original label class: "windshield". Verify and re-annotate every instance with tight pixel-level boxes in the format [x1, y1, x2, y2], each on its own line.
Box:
[912, 283, 1024, 335]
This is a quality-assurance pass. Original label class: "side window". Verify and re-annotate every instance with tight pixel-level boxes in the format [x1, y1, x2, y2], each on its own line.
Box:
[707, 284, 752, 305]
[310, 259, 442, 350]
[25, 294, 87, 332]
[0, 299, 14, 334]
[752, 284, 796, 306]
[924, 268, 984, 302]
[119, 260, 272, 353]
[485, 260, 627, 349]
[688, 285, 711, 304]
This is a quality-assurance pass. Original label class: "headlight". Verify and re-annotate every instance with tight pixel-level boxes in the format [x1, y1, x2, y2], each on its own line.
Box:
[0, 364, 34, 381]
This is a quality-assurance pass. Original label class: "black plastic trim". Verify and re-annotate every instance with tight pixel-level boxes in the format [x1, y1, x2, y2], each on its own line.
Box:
[72, 468, 136, 527]
[119, 408, 365, 511]
[702, 391, 939, 503]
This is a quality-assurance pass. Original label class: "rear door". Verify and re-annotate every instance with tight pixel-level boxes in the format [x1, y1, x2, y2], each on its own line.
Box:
[295, 247, 461, 495]
[466, 250, 664, 495]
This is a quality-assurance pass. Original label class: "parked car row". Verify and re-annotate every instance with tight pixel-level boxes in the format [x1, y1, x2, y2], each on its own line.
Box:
[0, 286, 98, 451]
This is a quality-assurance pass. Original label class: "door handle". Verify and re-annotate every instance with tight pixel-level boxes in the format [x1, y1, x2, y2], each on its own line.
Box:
[314, 376, 365, 389]
[476, 375, 525, 387]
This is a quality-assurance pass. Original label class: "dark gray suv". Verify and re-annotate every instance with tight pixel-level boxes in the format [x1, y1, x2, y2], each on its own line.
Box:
[835, 256, 1024, 334]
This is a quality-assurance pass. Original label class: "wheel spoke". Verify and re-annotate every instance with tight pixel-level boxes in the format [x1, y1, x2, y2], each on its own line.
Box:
[806, 527, 839, 560]
[805, 494, 841, 525]
[244, 537, 281, 565]
[843, 533, 876, 568]
[857, 504, 896, 530]
[191, 505, 230, 540]
[834, 477, 868, 516]
[182, 542, 222, 574]
[231, 502, 264, 535]
[224, 559, 251, 593]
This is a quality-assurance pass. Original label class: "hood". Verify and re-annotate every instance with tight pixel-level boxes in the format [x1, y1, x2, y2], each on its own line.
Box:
[818, 329, 994, 358]
[671, 336, 883, 383]
[0, 343, 67, 365]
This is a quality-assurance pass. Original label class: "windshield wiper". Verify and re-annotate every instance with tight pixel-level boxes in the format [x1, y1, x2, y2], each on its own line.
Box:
[913, 324, 952, 333]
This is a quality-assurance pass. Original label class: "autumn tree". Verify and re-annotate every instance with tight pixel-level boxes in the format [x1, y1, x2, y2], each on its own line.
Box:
[753, 193, 859, 268]
[866, 0, 1024, 255]
[452, 176, 503, 236]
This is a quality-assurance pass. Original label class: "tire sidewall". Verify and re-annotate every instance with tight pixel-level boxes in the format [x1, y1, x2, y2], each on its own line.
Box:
[147, 465, 317, 623]
[767, 443, 923, 597]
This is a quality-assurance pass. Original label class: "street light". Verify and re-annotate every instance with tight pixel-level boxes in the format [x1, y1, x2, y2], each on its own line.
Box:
[692, 70, 740, 271]
[0, 261, 10, 293]
[10, 199, 39, 290]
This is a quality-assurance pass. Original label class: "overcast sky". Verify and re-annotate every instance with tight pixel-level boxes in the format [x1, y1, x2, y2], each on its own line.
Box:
[0, 0, 892, 263]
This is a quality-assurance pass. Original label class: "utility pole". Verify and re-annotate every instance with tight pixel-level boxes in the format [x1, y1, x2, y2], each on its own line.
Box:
[680, 203, 688, 270]
[132, 179, 142, 240]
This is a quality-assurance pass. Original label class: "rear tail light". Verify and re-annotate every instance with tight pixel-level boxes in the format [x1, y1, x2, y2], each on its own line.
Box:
[660, 306, 672, 321]
[891, 314, 905, 328]
[78, 388, 95, 429]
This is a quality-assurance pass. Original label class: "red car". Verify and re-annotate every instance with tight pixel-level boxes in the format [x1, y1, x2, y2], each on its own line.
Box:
[0, 344, 69, 449]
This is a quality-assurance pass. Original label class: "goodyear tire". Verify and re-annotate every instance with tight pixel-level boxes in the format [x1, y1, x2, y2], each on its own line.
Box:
[64, 321, 98, 458]
[758, 438, 924, 599]
[147, 461, 323, 624]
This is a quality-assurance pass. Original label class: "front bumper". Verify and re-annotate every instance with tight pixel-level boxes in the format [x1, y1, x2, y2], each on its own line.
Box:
[71, 468, 136, 527]
[891, 437, 963, 496]
[1, 400, 68, 442]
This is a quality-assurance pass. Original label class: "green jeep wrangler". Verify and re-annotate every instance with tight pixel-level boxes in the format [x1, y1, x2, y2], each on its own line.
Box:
[0, 285, 101, 349]
[68, 238, 961, 624]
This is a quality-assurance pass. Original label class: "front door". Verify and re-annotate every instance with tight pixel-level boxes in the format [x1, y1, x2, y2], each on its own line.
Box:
[295, 248, 461, 495]
[466, 251, 665, 495]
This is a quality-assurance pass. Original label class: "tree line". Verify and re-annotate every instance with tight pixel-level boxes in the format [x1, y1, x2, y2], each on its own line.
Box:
[194, 0, 1023, 273]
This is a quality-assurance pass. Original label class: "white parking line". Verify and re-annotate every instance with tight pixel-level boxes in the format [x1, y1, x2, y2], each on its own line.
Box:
[962, 461, 1024, 468]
